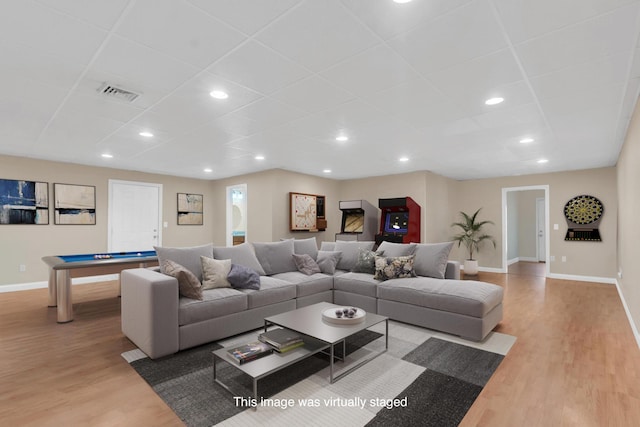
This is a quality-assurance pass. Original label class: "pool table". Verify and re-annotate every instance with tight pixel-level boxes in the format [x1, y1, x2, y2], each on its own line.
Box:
[42, 250, 158, 323]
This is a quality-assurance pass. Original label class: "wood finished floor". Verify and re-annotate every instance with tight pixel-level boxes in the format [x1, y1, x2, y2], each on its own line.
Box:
[1, 263, 639, 426]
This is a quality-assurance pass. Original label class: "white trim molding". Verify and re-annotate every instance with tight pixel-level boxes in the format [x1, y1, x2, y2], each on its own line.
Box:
[615, 279, 640, 349]
[546, 272, 616, 284]
[0, 274, 119, 293]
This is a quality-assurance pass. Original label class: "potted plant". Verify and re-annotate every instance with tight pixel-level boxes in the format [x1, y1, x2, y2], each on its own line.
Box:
[451, 208, 496, 275]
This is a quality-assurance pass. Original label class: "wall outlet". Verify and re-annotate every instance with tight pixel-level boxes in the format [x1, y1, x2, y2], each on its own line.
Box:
[553, 224, 559, 230]
[618, 269, 623, 279]
[163, 221, 168, 228]
[561, 256, 567, 262]
[550, 255, 555, 262]
[19, 264, 26, 272]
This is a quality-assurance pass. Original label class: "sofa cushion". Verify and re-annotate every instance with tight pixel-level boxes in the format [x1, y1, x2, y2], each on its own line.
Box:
[212, 243, 266, 276]
[413, 242, 454, 279]
[282, 237, 318, 259]
[374, 255, 417, 281]
[227, 264, 260, 290]
[155, 243, 213, 282]
[333, 271, 380, 298]
[377, 241, 417, 257]
[200, 256, 231, 289]
[253, 240, 297, 275]
[319, 241, 336, 251]
[377, 277, 503, 318]
[238, 276, 296, 309]
[292, 253, 321, 275]
[271, 271, 334, 298]
[178, 288, 247, 326]
[162, 259, 203, 300]
[351, 248, 383, 274]
[334, 241, 375, 271]
[316, 251, 342, 274]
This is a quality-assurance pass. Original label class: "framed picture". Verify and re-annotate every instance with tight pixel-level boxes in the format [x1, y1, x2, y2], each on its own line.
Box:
[290, 192, 317, 231]
[178, 193, 203, 225]
[54, 183, 96, 225]
[0, 179, 49, 224]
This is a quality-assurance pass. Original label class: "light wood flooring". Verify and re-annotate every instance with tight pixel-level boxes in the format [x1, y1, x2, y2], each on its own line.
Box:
[1, 262, 639, 426]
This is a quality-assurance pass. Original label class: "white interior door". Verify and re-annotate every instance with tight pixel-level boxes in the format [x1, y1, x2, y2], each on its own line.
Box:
[536, 197, 546, 262]
[108, 180, 162, 252]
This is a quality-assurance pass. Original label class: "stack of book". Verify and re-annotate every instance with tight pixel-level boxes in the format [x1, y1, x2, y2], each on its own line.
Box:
[259, 328, 304, 353]
[227, 341, 273, 365]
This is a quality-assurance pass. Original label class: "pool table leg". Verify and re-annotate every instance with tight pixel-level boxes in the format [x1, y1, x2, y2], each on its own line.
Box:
[56, 270, 74, 323]
[47, 268, 57, 307]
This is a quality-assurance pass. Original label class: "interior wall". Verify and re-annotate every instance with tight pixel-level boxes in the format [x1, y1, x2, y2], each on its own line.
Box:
[0, 155, 215, 286]
[616, 98, 640, 337]
[452, 168, 617, 279]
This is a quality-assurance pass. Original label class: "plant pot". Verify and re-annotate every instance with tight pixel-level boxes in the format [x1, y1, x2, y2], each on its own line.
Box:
[463, 259, 479, 276]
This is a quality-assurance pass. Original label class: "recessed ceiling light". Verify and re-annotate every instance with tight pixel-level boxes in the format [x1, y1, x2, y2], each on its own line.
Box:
[101, 153, 113, 159]
[209, 90, 228, 100]
[336, 135, 348, 142]
[537, 159, 548, 164]
[323, 169, 332, 173]
[139, 131, 154, 138]
[255, 155, 265, 160]
[399, 157, 409, 162]
[204, 168, 213, 173]
[485, 97, 504, 106]
[520, 138, 534, 143]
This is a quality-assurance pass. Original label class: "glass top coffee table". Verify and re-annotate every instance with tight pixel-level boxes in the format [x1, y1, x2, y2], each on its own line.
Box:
[212, 302, 388, 406]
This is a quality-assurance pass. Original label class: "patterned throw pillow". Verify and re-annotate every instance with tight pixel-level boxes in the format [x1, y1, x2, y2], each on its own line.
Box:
[352, 248, 383, 274]
[292, 253, 321, 275]
[374, 255, 417, 281]
[162, 259, 203, 300]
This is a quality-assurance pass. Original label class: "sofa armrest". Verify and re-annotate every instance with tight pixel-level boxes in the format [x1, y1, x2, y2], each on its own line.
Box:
[121, 268, 179, 359]
[445, 261, 461, 280]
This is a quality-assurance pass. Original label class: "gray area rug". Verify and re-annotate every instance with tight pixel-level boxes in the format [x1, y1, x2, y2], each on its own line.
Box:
[123, 325, 510, 427]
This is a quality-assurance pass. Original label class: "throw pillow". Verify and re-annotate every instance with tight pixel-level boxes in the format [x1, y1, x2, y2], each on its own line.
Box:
[162, 259, 203, 300]
[200, 256, 231, 289]
[281, 237, 319, 259]
[413, 242, 454, 279]
[292, 253, 321, 276]
[374, 255, 417, 281]
[155, 243, 213, 282]
[227, 263, 260, 290]
[253, 240, 297, 275]
[315, 251, 342, 274]
[377, 241, 417, 257]
[212, 243, 266, 276]
[351, 248, 384, 274]
[334, 241, 375, 271]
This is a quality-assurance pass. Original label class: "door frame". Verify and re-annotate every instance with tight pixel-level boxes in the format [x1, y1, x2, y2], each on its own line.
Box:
[536, 197, 546, 262]
[501, 185, 550, 275]
[108, 179, 163, 252]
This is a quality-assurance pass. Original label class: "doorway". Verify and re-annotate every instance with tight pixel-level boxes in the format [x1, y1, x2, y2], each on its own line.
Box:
[226, 184, 247, 247]
[108, 180, 163, 252]
[502, 185, 549, 275]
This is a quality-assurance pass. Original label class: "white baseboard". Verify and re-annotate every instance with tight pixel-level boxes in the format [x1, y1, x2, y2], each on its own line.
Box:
[0, 274, 119, 293]
[460, 265, 506, 274]
[507, 257, 519, 266]
[615, 279, 640, 350]
[546, 272, 617, 284]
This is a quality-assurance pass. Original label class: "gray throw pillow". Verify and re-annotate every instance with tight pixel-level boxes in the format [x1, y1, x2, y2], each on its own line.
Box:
[200, 256, 231, 289]
[212, 243, 266, 276]
[253, 240, 297, 275]
[413, 242, 454, 279]
[227, 264, 260, 290]
[162, 259, 203, 300]
[351, 248, 384, 274]
[377, 241, 417, 257]
[315, 251, 342, 274]
[155, 243, 213, 282]
[292, 253, 321, 275]
[334, 241, 375, 271]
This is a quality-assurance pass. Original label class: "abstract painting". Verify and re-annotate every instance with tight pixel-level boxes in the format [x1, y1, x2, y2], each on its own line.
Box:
[177, 193, 203, 225]
[0, 179, 49, 224]
[54, 183, 96, 225]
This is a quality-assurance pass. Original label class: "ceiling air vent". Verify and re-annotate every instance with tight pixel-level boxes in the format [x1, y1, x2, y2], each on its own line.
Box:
[97, 83, 140, 103]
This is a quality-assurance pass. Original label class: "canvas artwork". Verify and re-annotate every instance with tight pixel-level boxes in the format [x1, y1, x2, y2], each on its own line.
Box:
[0, 179, 49, 224]
[178, 193, 203, 225]
[290, 192, 317, 231]
[54, 183, 96, 225]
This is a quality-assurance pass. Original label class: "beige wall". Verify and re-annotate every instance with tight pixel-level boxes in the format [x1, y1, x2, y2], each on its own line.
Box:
[0, 155, 216, 285]
[617, 99, 640, 335]
[452, 168, 617, 278]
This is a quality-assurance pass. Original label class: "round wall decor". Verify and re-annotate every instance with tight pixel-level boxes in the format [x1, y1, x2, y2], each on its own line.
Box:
[563, 195, 603, 241]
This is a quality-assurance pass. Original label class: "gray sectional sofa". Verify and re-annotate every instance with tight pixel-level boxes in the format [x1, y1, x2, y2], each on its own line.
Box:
[121, 239, 503, 359]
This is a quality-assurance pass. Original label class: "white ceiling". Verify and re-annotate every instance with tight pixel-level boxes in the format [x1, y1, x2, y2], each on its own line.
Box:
[2, 0, 640, 181]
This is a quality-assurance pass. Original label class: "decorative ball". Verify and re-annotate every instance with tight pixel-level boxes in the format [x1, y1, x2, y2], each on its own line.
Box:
[335, 310, 343, 318]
